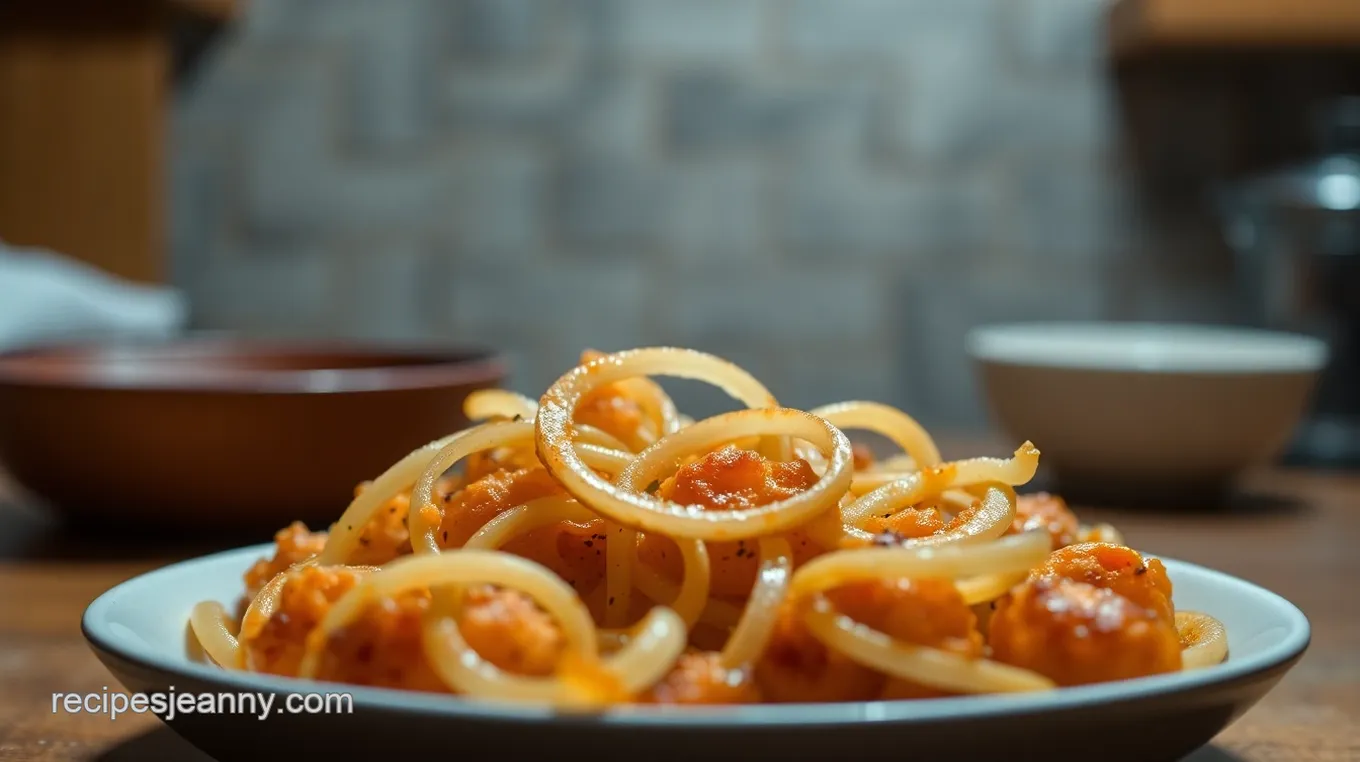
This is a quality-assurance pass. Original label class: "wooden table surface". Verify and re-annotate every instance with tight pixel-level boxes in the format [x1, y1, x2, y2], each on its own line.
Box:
[0, 461, 1356, 761]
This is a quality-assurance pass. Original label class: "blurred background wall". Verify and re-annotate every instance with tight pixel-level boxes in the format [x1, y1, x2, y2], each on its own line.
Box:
[164, 0, 1329, 426]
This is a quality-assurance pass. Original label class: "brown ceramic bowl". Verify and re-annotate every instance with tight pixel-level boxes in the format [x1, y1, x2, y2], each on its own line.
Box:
[0, 339, 505, 532]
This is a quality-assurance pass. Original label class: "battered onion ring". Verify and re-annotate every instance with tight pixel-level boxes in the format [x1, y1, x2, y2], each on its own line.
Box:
[334, 416, 628, 561]
[599, 415, 730, 626]
[425, 602, 686, 703]
[190, 601, 241, 670]
[237, 562, 380, 670]
[790, 530, 1052, 597]
[464, 496, 596, 549]
[547, 407, 852, 543]
[955, 570, 1028, 605]
[719, 536, 792, 669]
[604, 523, 637, 627]
[466, 499, 712, 631]
[574, 426, 634, 455]
[410, 421, 536, 555]
[840, 467, 957, 529]
[437, 430, 631, 628]
[633, 563, 743, 630]
[796, 443, 830, 478]
[537, 347, 791, 506]
[1178, 610, 1229, 670]
[596, 606, 688, 693]
[239, 569, 297, 642]
[810, 401, 942, 468]
[421, 613, 589, 705]
[575, 443, 634, 474]
[465, 389, 639, 473]
[803, 595, 1055, 693]
[465, 388, 539, 422]
[946, 442, 1041, 488]
[238, 556, 343, 642]
[899, 484, 1020, 549]
[316, 430, 476, 565]
[941, 489, 979, 511]
[637, 533, 712, 629]
[802, 506, 870, 548]
[297, 551, 596, 684]
[809, 481, 1017, 551]
[850, 471, 916, 495]
[810, 443, 1033, 548]
[465, 389, 634, 454]
[448, 495, 595, 621]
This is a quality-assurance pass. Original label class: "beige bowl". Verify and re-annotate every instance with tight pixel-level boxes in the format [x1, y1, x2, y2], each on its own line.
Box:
[967, 322, 1328, 502]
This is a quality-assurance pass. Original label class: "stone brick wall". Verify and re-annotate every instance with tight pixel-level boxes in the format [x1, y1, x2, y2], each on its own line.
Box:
[170, 0, 1241, 427]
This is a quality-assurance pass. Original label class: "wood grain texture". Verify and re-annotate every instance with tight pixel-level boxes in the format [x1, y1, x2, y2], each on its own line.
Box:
[0, 448, 1356, 761]
[0, 0, 166, 284]
[1110, 0, 1360, 58]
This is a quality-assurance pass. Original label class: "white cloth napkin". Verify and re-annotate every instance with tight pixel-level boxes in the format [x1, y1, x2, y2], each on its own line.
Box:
[0, 240, 187, 352]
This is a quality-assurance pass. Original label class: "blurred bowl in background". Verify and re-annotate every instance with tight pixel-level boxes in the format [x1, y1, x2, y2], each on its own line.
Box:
[967, 322, 1328, 504]
[0, 339, 505, 533]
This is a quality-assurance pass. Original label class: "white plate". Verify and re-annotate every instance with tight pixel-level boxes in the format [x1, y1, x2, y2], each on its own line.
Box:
[84, 544, 1309, 762]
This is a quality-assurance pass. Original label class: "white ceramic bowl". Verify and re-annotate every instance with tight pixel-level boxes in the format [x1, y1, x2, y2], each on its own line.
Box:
[967, 322, 1328, 501]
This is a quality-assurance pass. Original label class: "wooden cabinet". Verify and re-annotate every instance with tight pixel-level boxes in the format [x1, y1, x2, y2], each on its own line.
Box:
[0, 0, 237, 285]
[1111, 0, 1360, 60]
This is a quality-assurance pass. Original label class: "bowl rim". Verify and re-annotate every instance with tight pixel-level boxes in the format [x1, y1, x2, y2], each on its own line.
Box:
[0, 338, 508, 395]
[966, 321, 1329, 375]
[82, 543, 1311, 729]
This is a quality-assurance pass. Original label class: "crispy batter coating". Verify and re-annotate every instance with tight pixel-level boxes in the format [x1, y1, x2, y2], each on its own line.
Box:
[244, 565, 365, 678]
[829, 578, 984, 658]
[660, 444, 817, 510]
[348, 490, 414, 566]
[316, 588, 445, 692]
[638, 445, 821, 597]
[243, 568, 567, 692]
[989, 576, 1182, 686]
[243, 486, 431, 603]
[645, 652, 761, 705]
[434, 466, 564, 549]
[1032, 543, 1175, 624]
[459, 585, 566, 676]
[861, 503, 949, 539]
[756, 578, 982, 702]
[243, 521, 327, 601]
[1007, 492, 1080, 549]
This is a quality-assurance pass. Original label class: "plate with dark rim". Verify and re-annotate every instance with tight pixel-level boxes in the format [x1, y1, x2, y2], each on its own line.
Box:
[82, 543, 1309, 762]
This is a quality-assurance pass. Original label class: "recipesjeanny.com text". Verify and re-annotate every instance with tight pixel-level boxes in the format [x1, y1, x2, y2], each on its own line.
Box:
[53, 686, 353, 721]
